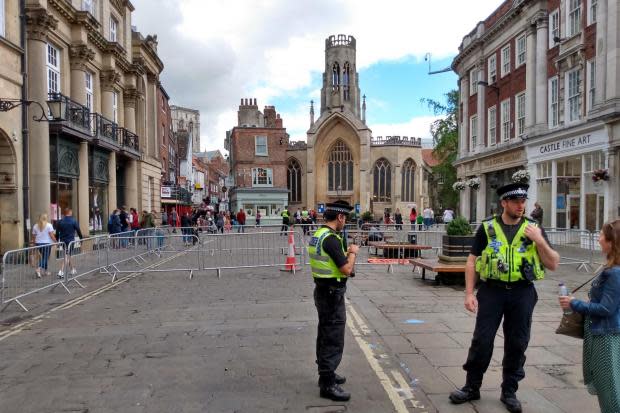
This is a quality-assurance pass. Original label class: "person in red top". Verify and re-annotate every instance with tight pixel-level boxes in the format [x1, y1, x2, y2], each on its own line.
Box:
[130, 208, 140, 231]
[409, 207, 417, 231]
[236, 209, 246, 233]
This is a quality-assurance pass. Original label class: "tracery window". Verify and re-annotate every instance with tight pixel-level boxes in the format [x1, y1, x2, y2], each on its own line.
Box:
[373, 158, 391, 202]
[327, 140, 353, 192]
[343, 62, 351, 100]
[401, 159, 416, 202]
[332, 62, 340, 90]
[287, 158, 302, 204]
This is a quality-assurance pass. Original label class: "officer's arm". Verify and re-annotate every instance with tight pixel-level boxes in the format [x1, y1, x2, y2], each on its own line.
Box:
[464, 254, 477, 296]
[338, 253, 357, 276]
[528, 226, 560, 271]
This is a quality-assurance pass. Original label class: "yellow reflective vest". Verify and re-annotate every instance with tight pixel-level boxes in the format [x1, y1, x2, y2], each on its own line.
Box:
[307, 227, 346, 281]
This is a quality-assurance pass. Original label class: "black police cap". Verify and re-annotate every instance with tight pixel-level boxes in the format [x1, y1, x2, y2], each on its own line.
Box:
[325, 200, 354, 215]
[497, 183, 529, 200]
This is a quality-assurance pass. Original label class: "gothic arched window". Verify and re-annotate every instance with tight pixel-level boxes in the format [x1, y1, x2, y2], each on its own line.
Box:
[332, 62, 340, 90]
[343, 62, 350, 101]
[287, 158, 302, 204]
[327, 140, 353, 192]
[373, 158, 392, 202]
[401, 158, 416, 202]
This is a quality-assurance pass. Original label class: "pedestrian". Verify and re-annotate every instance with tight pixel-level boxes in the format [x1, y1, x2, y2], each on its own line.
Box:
[416, 214, 424, 230]
[224, 212, 232, 232]
[161, 209, 168, 226]
[394, 208, 403, 230]
[181, 212, 193, 246]
[449, 183, 559, 413]
[130, 208, 140, 231]
[301, 206, 311, 235]
[281, 207, 290, 235]
[256, 209, 261, 227]
[383, 211, 392, 227]
[443, 208, 455, 224]
[422, 206, 433, 230]
[409, 207, 417, 231]
[216, 212, 225, 233]
[559, 220, 620, 413]
[307, 200, 359, 402]
[295, 208, 302, 225]
[236, 209, 246, 233]
[56, 208, 83, 278]
[531, 202, 544, 225]
[171, 209, 178, 233]
[31, 213, 56, 278]
[119, 206, 129, 233]
[108, 209, 121, 234]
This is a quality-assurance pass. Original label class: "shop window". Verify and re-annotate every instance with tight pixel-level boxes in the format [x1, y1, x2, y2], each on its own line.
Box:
[252, 167, 273, 187]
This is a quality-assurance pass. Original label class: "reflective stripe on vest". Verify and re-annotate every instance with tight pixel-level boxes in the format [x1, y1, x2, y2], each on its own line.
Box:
[307, 227, 346, 281]
[475, 217, 545, 282]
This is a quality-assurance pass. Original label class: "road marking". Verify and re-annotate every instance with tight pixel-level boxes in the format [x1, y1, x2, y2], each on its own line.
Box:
[0, 251, 185, 342]
[346, 300, 427, 412]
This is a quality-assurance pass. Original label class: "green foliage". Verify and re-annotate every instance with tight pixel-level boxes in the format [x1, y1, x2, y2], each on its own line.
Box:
[421, 90, 459, 209]
[446, 216, 473, 236]
[361, 211, 373, 222]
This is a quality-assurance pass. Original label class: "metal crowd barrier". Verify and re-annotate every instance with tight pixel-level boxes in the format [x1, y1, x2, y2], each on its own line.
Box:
[545, 229, 594, 272]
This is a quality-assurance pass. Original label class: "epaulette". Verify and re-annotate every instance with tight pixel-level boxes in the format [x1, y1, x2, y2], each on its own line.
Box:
[524, 216, 538, 224]
[482, 215, 496, 222]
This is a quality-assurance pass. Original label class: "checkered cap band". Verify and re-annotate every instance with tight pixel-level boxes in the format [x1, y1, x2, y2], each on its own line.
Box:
[325, 206, 351, 214]
[500, 188, 528, 200]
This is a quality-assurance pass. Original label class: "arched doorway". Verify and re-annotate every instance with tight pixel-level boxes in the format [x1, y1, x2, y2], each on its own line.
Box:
[0, 128, 20, 253]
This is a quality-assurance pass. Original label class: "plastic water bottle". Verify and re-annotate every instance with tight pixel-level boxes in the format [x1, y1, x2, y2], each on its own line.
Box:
[559, 283, 572, 315]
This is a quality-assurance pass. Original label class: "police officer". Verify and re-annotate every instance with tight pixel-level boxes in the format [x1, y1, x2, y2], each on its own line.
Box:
[308, 200, 359, 401]
[449, 183, 559, 413]
[280, 207, 290, 235]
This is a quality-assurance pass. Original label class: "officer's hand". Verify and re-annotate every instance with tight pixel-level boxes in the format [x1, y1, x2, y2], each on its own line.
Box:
[464, 293, 478, 313]
[348, 245, 360, 255]
[559, 296, 574, 310]
[524, 224, 544, 243]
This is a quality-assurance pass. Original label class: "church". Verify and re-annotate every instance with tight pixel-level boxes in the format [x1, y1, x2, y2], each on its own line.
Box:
[227, 35, 437, 220]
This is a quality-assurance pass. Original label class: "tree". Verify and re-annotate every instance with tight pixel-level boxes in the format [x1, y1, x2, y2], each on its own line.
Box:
[422, 90, 459, 210]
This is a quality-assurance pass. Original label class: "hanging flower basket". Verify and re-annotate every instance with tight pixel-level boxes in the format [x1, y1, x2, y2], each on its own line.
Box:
[467, 177, 481, 190]
[592, 168, 610, 182]
[512, 169, 530, 184]
[452, 180, 466, 191]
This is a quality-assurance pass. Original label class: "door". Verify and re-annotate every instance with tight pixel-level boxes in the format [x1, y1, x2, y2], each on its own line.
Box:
[567, 195, 580, 229]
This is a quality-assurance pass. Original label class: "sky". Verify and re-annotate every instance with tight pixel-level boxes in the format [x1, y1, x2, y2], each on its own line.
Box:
[130, 0, 504, 152]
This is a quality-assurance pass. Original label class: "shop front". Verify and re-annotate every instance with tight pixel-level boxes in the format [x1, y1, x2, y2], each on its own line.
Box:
[89, 149, 109, 233]
[229, 188, 288, 224]
[49, 137, 79, 223]
[526, 127, 614, 231]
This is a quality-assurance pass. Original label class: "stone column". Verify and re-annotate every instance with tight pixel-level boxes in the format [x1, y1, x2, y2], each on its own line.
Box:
[124, 159, 139, 211]
[108, 152, 117, 213]
[551, 159, 557, 229]
[526, 162, 538, 216]
[476, 174, 487, 221]
[476, 61, 486, 151]
[580, 155, 586, 230]
[596, 0, 608, 103]
[534, 13, 548, 127]
[525, 23, 537, 129]
[69, 44, 94, 106]
[100, 70, 120, 120]
[123, 88, 138, 133]
[26, 9, 57, 221]
[461, 187, 471, 220]
[604, 148, 617, 224]
[460, 76, 469, 157]
[78, 142, 90, 236]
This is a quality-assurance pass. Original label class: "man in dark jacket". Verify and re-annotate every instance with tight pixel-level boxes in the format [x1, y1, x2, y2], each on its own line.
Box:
[181, 212, 193, 246]
[56, 208, 83, 278]
[119, 206, 129, 232]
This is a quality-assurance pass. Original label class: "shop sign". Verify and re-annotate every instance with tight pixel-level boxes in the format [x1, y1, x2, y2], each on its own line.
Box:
[161, 186, 172, 198]
[530, 129, 607, 159]
[481, 151, 524, 170]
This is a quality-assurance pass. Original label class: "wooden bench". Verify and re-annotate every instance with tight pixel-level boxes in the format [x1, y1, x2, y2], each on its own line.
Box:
[369, 242, 432, 258]
[409, 257, 466, 284]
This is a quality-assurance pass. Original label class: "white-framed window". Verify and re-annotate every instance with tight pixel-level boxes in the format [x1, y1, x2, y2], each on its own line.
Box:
[549, 9, 560, 48]
[255, 135, 268, 156]
[469, 68, 479, 96]
[112, 91, 118, 123]
[587, 60, 596, 110]
[488, 54, 497, 84]
[516, 33, 526, 67]
[82, 0, 96, 17]
[469, 115, 478, 151]
[501, 45, 511, 77]
[566, 68, 582, 122]
[109, 16, 118, 42]
[252, 168, 273, 187]
[0, 0, 5, 37]
[567, 0, 581, 37]
[46, 43, 60, 94]
[548, 77, 559, 127]
[488, 106, 497, 146]
[501, 99, 511, 142]
[516, 93, 526, 137]
[588, 0, 598, 25]
[85, 72, 93, 111]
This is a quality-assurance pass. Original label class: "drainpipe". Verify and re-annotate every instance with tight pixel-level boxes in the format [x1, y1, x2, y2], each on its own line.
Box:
[20, 0, 30, 246]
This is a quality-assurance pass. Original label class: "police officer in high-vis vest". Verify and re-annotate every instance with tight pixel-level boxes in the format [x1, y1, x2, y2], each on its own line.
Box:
[308, 200, 359, 401]
[449, 183, 559, 413]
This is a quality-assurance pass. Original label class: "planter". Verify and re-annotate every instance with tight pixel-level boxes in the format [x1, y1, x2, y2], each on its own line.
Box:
[441, 234, 475, 258]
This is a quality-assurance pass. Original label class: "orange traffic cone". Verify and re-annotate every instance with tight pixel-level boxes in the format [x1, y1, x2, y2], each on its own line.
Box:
[281, 228, 300, 273]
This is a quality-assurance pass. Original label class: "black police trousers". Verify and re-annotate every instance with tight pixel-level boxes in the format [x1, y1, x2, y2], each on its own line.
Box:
[463, 282, 538, 394]
[314, 283, 347, 386]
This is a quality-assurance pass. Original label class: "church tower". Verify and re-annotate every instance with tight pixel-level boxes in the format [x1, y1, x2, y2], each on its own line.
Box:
[320, 35, 361, 119]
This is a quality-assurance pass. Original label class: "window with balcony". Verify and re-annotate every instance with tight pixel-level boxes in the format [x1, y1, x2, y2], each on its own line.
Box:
[566, 68, 582, 123]
[469, 115, 478, 151]
[588, 0, 597, 25]
[255, 135, 268, 156]
[587, 60, 596, 110]
[549, 9, 560, 48]
[47, 43, 60, 94]
[488, 106, 497, 145]
[516, 33, 526, 67]
[488, 54, 497, 84]
[567, 0, 581, 37]
[112, 92, 118, 123]
[109, 17, 118, 42]
[0, 0, 5, 37]
[252, 168, 273, 187]
[501, 45, 511, 77]
[516, 93, 525, 137]
[469, 68, 479, 96]
[501, 99, 511, 141]
[548, 77, 559, 127]
[85, 72, 93, 111]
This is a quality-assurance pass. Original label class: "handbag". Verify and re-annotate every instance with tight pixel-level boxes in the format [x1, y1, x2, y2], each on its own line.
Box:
[555, 271, 601, 339]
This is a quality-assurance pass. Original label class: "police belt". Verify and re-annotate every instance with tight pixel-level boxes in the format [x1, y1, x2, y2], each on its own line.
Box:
[483, 279, 533, 290]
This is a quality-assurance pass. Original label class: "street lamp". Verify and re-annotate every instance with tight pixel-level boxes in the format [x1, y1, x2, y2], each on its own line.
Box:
[0, 98, 53, 122]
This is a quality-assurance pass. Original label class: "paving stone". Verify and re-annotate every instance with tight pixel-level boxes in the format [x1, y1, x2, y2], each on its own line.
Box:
[406, 333, 463, 349]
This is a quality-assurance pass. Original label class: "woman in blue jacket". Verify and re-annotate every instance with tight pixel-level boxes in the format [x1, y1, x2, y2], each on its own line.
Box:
[560, 219, 620, 413]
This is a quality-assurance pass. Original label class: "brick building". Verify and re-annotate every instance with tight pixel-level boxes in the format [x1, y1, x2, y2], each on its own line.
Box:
[158, 85, 177, 186]
[225, 99, 289, 221]
[453, 0, 620, 231]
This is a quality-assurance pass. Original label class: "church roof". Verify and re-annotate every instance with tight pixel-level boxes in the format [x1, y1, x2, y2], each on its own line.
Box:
[421, 149, 441, 168]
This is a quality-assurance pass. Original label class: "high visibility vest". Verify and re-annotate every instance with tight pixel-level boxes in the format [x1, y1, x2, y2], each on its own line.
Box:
[475, 216, 545, 282]
[281, 210, 289, 218]
[301, 210, 309, 218]
[308, 227, 346, 281]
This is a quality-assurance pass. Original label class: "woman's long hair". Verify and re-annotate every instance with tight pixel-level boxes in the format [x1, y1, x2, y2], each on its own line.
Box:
[602, 219, 620, 267]
[37, 213, 49, 232]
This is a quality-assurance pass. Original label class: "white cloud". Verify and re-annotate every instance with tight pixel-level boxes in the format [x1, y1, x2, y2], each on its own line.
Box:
[130, 0, 502, 151]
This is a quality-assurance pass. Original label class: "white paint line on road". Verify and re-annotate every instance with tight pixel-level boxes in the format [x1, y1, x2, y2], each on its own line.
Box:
[346, 300, 423, 413]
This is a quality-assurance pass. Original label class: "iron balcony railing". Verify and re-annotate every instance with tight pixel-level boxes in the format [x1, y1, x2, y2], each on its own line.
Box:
[92, 113, 119, 145]
[119, 127, 140, 154]
[47, 92, 91, 131]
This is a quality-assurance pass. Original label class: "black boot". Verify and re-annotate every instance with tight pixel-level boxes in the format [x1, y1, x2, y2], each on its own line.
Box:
[320, 383, 351, 402]
[500, 392, 522, 413]
[449, 386, 480, 404]
[317, 373, 346, 386]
